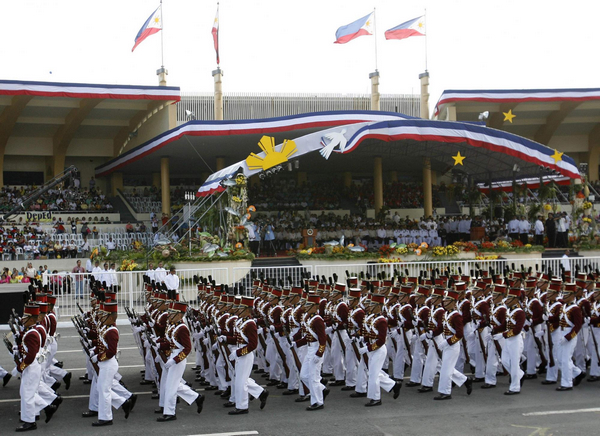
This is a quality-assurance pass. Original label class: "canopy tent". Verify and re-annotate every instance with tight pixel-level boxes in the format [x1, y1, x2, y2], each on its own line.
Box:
[197, 118, 580, 197]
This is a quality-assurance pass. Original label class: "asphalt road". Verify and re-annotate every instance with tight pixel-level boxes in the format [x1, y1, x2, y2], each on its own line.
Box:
[1, 326, 599, 436]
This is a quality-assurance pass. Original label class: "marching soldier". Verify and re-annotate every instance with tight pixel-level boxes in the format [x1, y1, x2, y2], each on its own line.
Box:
[542, 280, 563, 385]
[482, 283, 507, 390]
[434, 289, 473, 400]
[156, 301, 205, 421]
[501, 288, 526, 395]
[358, 293, 401, 406]
[294, 293, 330, 411]
[555, 283, 584, 390]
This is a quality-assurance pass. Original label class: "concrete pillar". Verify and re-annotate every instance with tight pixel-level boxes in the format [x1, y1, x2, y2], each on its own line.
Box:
[297, 171, 307, 186]
[157, 67, 168, 87]
[446, 105, 457, 122]
[369, 71, 380, 111]
[213, 68, 224, 121]
[161, 157, 171, 216]
[389, 171, 398, 183]
[152, 172, 161, 190]
[423, 157, 433, 217]
[0, 154, 4, 188]
[111, 172, 123, 197]
[343, 172, 352, 188]
[374, 157, 383, 214]
[419, 71, 430, 120]
[216, 157, 225, 171]
[52, 154, 66, 179]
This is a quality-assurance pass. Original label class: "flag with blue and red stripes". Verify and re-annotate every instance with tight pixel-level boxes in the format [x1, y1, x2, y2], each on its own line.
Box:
[132, 5, 162, 52]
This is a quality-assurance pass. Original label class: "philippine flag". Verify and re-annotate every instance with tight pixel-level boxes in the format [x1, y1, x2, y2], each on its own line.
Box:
[212, 6, 220, 65]
[385, 16, 426, 41]
[132, 6, 162, 52]
[334, 12, 374, 44]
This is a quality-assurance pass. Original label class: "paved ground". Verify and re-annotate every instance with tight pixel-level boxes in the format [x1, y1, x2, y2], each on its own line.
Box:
[2, 326, 600, 436]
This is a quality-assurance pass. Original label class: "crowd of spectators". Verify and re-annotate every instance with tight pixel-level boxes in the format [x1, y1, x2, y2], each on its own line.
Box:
[247, 178, 442, 212]
[0, 184, 113, 212]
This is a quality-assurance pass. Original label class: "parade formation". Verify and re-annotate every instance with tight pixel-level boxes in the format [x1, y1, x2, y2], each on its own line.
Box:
[3, 262, 599, 432]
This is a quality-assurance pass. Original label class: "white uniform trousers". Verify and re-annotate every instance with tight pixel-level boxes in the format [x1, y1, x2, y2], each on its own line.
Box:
[502, 334, 524, 392]
[524, 328, 539, 375]
[393, 329, 412, 380]
[88, 373, 128, 412]
[588, 327, 600, 377]
[0, 365, 7, 378]
[231, 350, 263, 410]
[545, 329, 562, 382]
[409, 336, 427, 384]
[355, 355, 368, 393]
[464, 322, 477, 366]
[558, 334, 581, 388]
[37, 379, 58, 409]
[97, 358, 119, 421]
[574, 327, 588, 374]
[163, 358, 199, 416]
[341, 331, 358, 387]
[366, 345, 396, 401]
[215, 351, 230, 391]
[20, 361, 43, 424]
[484, 334, 503, 386]
[322, 336, 333, 374]
[265, 335, 282, 381]
[437, 341, 467, 395]
[295, 345, 309, 396]
[330, 331, 346, 381]
[473, 327, 489, 379]
[300, 343, 326, 406]
[421, 339, 442, 388]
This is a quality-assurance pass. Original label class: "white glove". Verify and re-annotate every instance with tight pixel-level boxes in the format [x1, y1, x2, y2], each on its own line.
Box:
[559, 337, 568, 346]
[419, 333, 427, 341]
[351, 337, 359, 344]
[154, 355, 162, 363]
[228, 351, 237, 362]
[542, 314, 548, 321]
[290, 341, 297, 348]
[325, 327, 333, 335]
[12, 345, 19, 353]
[165, 359, 176, 369]
[534, 330, 545, 339]
[312, 355, 322, 365]
[257, 328, 263, 335]
[143, 340, 150, 348]
[203, 338, 210, 346]
[332, 323, 339, 330]
[358, 346, 368, 355]
[412, 319, 419, 327]
[426, 331, 433, 339]
[90, 354, 98, 363]
[493, 333, 503, 341]
[584, 317, 591, 326]
[211, 343, 218, 351]
[218, 335, 227, 343]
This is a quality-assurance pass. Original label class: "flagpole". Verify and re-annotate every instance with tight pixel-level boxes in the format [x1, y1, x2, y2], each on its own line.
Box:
[216, 2, 220, 67]
[424, 8, 428, 72]
[373, 7, 378, 71]
[160, 0, 165, 68]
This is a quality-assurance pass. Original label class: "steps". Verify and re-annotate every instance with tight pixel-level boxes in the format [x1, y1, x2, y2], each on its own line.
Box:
[108, 196, 137, 223]
[236, 257, 309, 290]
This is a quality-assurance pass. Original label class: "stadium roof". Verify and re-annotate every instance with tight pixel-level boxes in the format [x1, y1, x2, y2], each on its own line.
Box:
[0, 79, 180, 159]
[433, 88, 600, 146]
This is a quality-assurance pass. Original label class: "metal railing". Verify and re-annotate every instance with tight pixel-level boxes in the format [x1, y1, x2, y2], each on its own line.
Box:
[177, 92, 420, 123]
[46, 268, 229, 318]
[232, 265, 313, 293]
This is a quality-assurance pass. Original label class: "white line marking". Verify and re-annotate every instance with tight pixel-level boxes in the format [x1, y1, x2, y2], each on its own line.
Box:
[187, 432, 259, 436]
[523, 408, 600, 416]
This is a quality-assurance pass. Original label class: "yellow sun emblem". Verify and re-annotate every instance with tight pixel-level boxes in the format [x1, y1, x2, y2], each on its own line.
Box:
[245, 136, 297, 171]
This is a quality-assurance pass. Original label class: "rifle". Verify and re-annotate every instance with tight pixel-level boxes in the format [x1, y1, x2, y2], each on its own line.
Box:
[210, 319, 232, 381]
[3, 334, 19, 367]
[76, 302, 85, 315]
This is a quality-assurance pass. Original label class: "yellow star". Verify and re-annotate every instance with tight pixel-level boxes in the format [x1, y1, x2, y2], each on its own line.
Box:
[418, 22, 424, 28]
[154, 17, 160, 24]
[452, 152, 466, 166]
[503, 109, 516, 123]
[550, 149, 563, 164]
[366, 20, 371, 27]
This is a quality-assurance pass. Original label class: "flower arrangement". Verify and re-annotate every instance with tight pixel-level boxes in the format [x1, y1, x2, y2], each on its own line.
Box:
[511, 240, 524, 247]
[407, 243, 419, 250]
[432, 246, 447, 257]
[583, 217, 593, 223]
[475, 254, 499, 260]
[446, 245, 460, 255]
[120, 259, 138, 271]
[481, 241, 495, 250]
[378, 244, 396, 258]
[236, 174, 247, 185]
[378, 258, 403, 263]
[544, 204, 552, 211]
[396, 246, 409, 255]
[583, 201, 593, 210]
[462, 242, 479, 252]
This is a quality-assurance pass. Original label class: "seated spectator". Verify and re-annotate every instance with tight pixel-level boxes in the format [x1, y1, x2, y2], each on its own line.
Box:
[126, 222, 134, 233]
